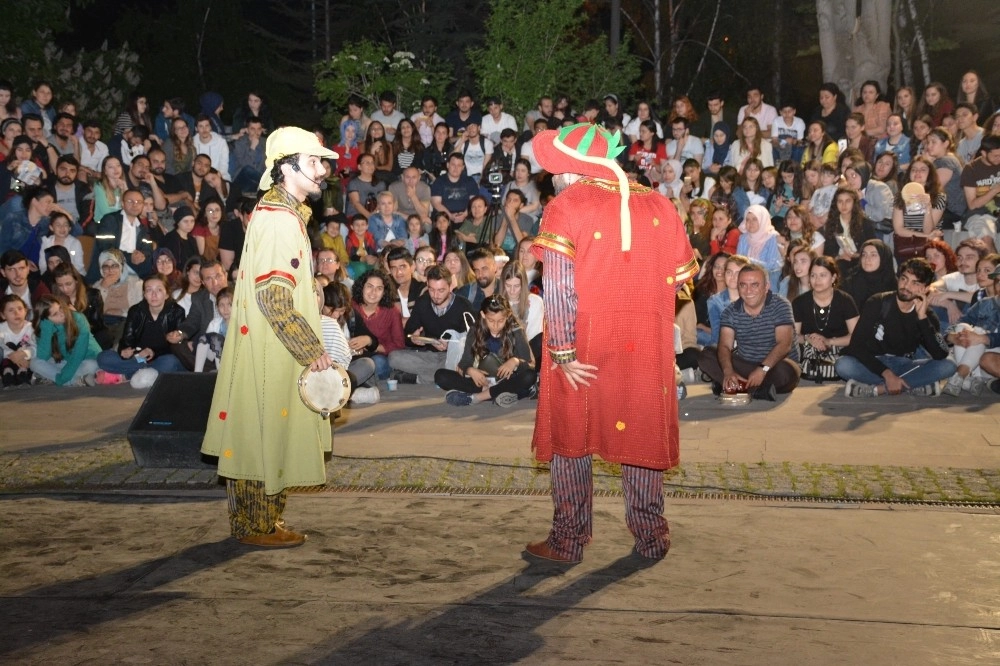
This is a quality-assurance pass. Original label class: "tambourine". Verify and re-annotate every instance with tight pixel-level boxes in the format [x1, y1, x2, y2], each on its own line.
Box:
[298, 363, 351, 418]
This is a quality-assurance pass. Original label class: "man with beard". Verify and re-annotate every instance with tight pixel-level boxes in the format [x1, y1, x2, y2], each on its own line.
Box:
[45, 113, 80, 172]
[456, 247, 500, 310]
[125, 154, 167, 212]
[177, 154, 227, 211]
[385, 246, 425, 323]
[48, 156, 89, 227]
[201, 126, 339, 548]
[389, 264, 474, 384]
[147, 146, 192, 211]
[837, 257, 955, 397]
[78, 120, 109, 183]
[21, 114, 50, 167]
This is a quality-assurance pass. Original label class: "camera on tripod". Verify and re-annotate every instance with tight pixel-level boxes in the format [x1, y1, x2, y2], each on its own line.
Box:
[485, 162, 505, 202]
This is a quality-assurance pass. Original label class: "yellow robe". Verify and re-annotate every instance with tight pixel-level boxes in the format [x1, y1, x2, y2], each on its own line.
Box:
[201, 187, 331, 494]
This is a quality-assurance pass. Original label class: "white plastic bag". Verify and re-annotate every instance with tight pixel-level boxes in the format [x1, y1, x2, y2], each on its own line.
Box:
[443, 311, 477, 371]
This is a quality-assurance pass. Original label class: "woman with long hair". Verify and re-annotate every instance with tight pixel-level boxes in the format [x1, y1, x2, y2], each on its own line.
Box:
[364, 120, 394, 181]
[957, 70, 996, 120]
[738, 158, 768, 208]
[909, 114, 934, 160]
[0, 117, 21, 161]
[843, 112, 876, 165]
[444, 249, 475, 292]
[628, 119, 666, 181]
[0, 80, 19, 124]
[800, 120, 838, 167]
[391, 118, 423, 179]
[782, 203, 824, 253]
[192, 197, 224, 261]
[872, 151, 901, 196]
[151, 247, 183, 293]
[923, 127, 966, 224]
[708, 202, 740, 256]
[163, 117, 195, 175]
[853, 80, 892, 139]
[778, 238, 816, 301]
[434, 294, 537, 407]
[793, 256, 859, 382]
[894, 86, 917, 122]
[171, 255, 203, 315]
[455, 195, 490, 254]
[421, 121, 453, 180]
[891, 155, 945, 263]
[113, 91, 152, 136]
[623, 100, 663, 143]
[427, 211, 461, 261]
[812, 82, 850, 140]
[924, 239, 958, 280]
[915, 82, 955, 128]
[706, 254, 751, 345]
[334, 119, 361, 184]
[727, 117, 773, 171]
[823, 187, 876, 273]
[686, 198, 713, 261]
[842, 239, 896, 309]
[503, 158, 541, 220]
[693, 251, 730, 346]
[50, 263, 112, 350]
[350, 268, 404, 380]
[874, 114, 912, 172]
[92, 156, 126, 230]
[30, 294, 101, 386]
[500, 260, 543, 364]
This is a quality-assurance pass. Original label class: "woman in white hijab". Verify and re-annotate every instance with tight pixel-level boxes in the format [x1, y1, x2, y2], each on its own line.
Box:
[736, 204, 784, 287]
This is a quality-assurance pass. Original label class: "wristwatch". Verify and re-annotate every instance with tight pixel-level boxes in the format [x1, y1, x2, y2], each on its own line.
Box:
[759, 363, 771, 373]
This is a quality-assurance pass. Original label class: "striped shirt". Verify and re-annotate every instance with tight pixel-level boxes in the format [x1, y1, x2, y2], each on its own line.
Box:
[721, 291, 798, 363]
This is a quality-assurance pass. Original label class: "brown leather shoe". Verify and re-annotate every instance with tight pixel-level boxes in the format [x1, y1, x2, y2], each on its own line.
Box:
[525, 540, 581, 563]
[238, 528, 306, 548]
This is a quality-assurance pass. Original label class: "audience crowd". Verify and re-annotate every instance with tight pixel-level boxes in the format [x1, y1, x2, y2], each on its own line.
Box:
[1, 72, 999, 404]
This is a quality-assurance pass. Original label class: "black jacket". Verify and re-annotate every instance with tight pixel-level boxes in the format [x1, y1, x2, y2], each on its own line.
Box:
[119, 300, 186, 357]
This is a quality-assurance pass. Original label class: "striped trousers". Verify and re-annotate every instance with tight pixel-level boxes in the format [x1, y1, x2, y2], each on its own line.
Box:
[545, 454, 670, 560]
[226, 479, 287, 538]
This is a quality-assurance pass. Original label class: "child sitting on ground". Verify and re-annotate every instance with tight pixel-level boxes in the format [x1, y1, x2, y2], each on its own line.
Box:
[433, 294, 537, 408]
[0, 294, 36, 387]
[194, 287, 232, 372]
[30, 294, 101, 386]
[346, 214, 378, 278]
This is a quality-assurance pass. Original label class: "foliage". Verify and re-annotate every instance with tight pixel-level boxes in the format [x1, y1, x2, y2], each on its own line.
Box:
[50, 41, 142, 134]
[314, 40, 452, 134]
[468, 0, 641, 119]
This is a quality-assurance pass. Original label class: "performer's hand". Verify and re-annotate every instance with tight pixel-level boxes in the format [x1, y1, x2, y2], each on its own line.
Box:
[554, 360, 597, 390]
[310, 353, 333, 372]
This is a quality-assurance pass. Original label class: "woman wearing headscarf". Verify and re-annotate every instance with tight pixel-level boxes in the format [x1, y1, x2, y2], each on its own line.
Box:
[736, 204, 783, 287]
[91, 248, 142, 347]
[841, 239, 896, 310]
[702, 121, 732, 177]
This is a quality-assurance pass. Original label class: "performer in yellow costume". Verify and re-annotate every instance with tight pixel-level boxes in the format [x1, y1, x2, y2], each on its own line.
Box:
[202, 127, 338, 547]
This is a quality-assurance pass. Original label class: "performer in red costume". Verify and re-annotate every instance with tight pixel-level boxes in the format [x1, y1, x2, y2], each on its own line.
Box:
[526, 123, 698, 563]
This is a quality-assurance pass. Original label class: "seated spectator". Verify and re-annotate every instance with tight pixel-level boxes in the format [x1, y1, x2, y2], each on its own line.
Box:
[444, 249, 475, 292]
[49, 263, 111, 350]
[86, 188, 153, 281]
[172, 256, 203, 315]
[924, 128, 967, 225]
[1, 249, 50, 318]
[346, 214, 379, 278]
[736, 204, 783, 286]
[924, 239, 957, 282]
[319, 281, 378, 404]
[229, 116, 265, 195]
[0, 187, 58, 262]
[95, 273, 185, 381]
[727, 117, 774, 172]
[480, 97, 518, 146]
[192, 113, 229, 182]
[822, 187, 876, 275]
[426, 212, 457, 261]
[412, 245, 436, 282]
[388, 166, 432, 226]
[318, 216, 349, 264]
[38, 211, 84, 275]
[793, 256, 859, 382]
[843, 160, 894, 237]
[370, 91, 406, 143]
[628, 120, 666, 182]
[364, 121, 394, 181]
[872, 151, 900, 198]
[943, 262, 1000, 396]
[385, 246, 425, 323]
[162, 117, 195, 175]
[928, 238, 989, 326]
[890, 156, 946, 264]
[708, 202, 740, 256]
[316, 247, 353, 292]
[430, 152, 479, 226]
[434, 294, 536, 407]
[453, 120, 493, 182]
[91, 248, 142, 346]
[197, 92, 225, 136]
[390, 264, 474, 384]
[0, 294, 35, 386]
[971, 253, 1000, 304]
[800, 120, 838, 167]
[960, 134, 1000, 253]
[230, 91, 274, 136]
[697, 263, 800, 400]
[455, 196, 491, 255]
[843, 113, 876, 165]
[1, 136, 47, 201]
[350, 268, 403, 380]
[808, 163, 839, 229]
[412, 96, 445, 148]
[837, 258, 954, 397]
[771, 102, 806, 164]
[703, 121, 732, 178]
[777, 238, 815, 300]
[168, 258, 228, 371]
[853, 81, 892, 139]
[368, 191, 408, 250]
[29, 293, 100, 386]
[444, 91, 482, 137]
[193, 285, 231, 373]
[685, 198, 713, 261]
[841, 240, 895, 310]
[500, 260, 542, 366]
[516, 236, 543, 295]
[420, 122, 453, 180]
[874, 114, 912, 172]
[456, 247, 501, 311]
[693, 251, 729, 346]
[493, 188, 536, 258]
[160, 206, 199, 269]
[706, 254, 751, 346]
[782, 204, 824, 253]
[344, 153, 385, 221]
[339, 94, 371, 149]
[151, 247, 182, 294]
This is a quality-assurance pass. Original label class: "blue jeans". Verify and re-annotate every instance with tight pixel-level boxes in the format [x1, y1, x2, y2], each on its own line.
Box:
[97, 350, 185, 378]
[835, 354, 956, 390]
[372, 353, 391, 380]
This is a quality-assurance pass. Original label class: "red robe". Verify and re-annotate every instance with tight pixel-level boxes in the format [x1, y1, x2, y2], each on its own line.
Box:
[532, 179, 698, 470]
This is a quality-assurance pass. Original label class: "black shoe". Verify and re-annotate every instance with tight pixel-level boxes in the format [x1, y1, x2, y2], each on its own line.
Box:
[990, 379, 1000, 396]
[711, 382, 723, 396]
[390, 370, 418, 384]
[750, 385, 777, 401]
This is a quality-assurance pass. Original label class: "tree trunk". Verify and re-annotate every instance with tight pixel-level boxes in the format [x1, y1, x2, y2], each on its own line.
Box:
[905, 0, 931, 86]
[772, 0, 783, 101]
[816, 0, 891, 99]
[654, 0, 663, 101]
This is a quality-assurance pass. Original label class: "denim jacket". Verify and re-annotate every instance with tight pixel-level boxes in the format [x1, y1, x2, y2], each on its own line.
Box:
[957, 296, 1000, 348]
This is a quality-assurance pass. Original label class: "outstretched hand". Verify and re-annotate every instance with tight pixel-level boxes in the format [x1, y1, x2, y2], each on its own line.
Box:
[554, 360, 598, 391]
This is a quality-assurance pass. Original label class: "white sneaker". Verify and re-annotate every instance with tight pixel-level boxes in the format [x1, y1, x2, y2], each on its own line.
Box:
[941, 374, 963, 397]
[968, 377, 989, 397]
[844, 379, 878, 398]
[681, 368, 698, 385]
[350, 386, 380, 405]
[910, 382, 941, 397]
